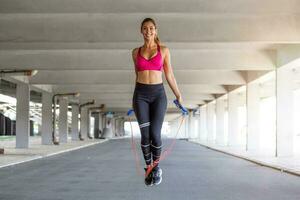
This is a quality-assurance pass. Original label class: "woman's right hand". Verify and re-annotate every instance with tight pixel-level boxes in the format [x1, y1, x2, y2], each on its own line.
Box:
[176, 95, 183, 105]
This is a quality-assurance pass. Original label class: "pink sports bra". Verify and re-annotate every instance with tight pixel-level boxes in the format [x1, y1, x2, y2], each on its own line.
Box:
[135, 44, 163, 72]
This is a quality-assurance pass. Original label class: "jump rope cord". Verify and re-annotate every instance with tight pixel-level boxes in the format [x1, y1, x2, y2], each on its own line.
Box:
[128, 100, 188, 177]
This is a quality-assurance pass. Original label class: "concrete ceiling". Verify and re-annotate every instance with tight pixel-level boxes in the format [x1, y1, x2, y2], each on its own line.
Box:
[0, 0, 300, 120]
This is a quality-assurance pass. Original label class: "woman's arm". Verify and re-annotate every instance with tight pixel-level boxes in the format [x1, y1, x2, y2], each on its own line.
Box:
[163, 47, 183, 104]
[132, 48, 138, 82]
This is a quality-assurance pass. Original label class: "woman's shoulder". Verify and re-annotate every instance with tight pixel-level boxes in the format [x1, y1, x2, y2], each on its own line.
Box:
[132, 47, 139, 54]
[131, 47, 140, 59]
[159, 45, 170, 57]
[159, 44, 169, 51]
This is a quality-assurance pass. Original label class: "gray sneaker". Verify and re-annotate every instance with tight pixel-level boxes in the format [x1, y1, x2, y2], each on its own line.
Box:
[152, 166, 162, 185]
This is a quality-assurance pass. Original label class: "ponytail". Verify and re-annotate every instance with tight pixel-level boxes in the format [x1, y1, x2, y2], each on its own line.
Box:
[154, 34, 161, 46]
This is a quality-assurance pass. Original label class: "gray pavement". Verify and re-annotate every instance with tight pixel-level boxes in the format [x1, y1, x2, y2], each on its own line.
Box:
[0, 138, 300, 200]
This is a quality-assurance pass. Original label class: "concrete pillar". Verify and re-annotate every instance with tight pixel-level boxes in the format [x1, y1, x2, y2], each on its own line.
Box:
[197, 112, 201, 141]
[118, 119, 122, 136]
[37, 123, 42, 136]
[58, 98, 68, 143]
[112, 118, 116, 137]
[16, 83, 30, 148]
[112, 118, 116, 136]
[121, 119, 125, 136]
[199, 105, 207, 141]
[247, 82, 261, 151]
[41, 92, 53, 145]
[102, 115, 106, 132]
[170, 120, 175, 138]
[206, 102, 216, 143]
[115, 119, 119, 137]
[87, 110, 92, 138]
[187, 111, 193, 139]
[188, 111, 199, 139]
[116, 119, 120, 136]
[102, 116, 113, 138]
[228, 92, 239, 146]
[99, 113, 103, 132]
[98, 113, 104, 137]
[93, 113, 99, 138]
[171, 117, 180, 138]
[183, 118, 186, 138]
[276, 67, 294, 156]
[81, 107, 88, 139]
[170, 118, 178, 138]
[103, 116, 106, 128]
[71, 104, 79, 141]
[216, 98, 226, 145]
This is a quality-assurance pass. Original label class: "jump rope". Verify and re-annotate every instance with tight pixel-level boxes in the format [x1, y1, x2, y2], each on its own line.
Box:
[127, 99, 189, 178]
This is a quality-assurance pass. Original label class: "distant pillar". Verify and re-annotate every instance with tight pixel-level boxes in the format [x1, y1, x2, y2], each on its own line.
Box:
[93, 113, 99, 138]
[199, 105, 207, 141]
[58, 98, 68, 143]
[187, 111, 193, 139]
[277, 67, 294, 156]
[121, 119, 125, 136]
[216, 98, 226, 145]
[99, 113, 103, 137]
[41, 92, 53, 145]
[71, 104, 79, 141]
[206, 102, 216, 143]
[228, 92, 239, 146]
[81, 107, 88, 139]
[247, 82, 261, 151]
[16, 82, 30, 148]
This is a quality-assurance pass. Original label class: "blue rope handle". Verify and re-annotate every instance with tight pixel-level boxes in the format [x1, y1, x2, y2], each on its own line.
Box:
[173, 99, 188, 115]
[127, 109, 134, 116]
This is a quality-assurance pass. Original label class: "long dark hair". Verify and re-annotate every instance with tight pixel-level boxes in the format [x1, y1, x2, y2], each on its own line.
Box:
[140, 18, 161, 45]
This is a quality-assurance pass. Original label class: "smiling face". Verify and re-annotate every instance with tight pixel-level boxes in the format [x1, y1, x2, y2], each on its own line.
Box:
[141, 21, 157, 41]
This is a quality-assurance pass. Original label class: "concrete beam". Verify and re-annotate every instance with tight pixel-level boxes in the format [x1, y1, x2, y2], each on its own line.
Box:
[28, 70, 246, 85]
[82, 101, 205, 110]
[0, 0, 298, 14]
[0, 49, 275, 70]
[0, 13, 299, 42]
[52, 84, 227, 94]
[0, 42, 277, 51]
[76, 92, 214, 101]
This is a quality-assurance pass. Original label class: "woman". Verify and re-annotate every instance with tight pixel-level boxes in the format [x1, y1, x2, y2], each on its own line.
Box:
[132, 18, 183, 186]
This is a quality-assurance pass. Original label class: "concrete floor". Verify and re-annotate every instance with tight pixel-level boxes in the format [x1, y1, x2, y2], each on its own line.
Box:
[0, 138, 300, 200]
[190, 139, 300, 176]
[0, 136, 108, 168]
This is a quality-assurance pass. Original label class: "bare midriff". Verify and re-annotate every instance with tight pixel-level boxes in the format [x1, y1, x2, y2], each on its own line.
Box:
[136, 70, 163, 84]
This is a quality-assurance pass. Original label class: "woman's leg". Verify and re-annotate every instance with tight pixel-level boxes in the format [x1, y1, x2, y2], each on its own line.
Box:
[133, 93, 151, 166]
[149, 92, 167, 166]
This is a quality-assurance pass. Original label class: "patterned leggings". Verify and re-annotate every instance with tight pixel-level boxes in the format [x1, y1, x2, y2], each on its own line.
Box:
[132, 82, 167, 166]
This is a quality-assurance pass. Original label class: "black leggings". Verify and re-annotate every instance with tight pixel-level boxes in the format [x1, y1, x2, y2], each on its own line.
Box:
[132, 82, 167, 166]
